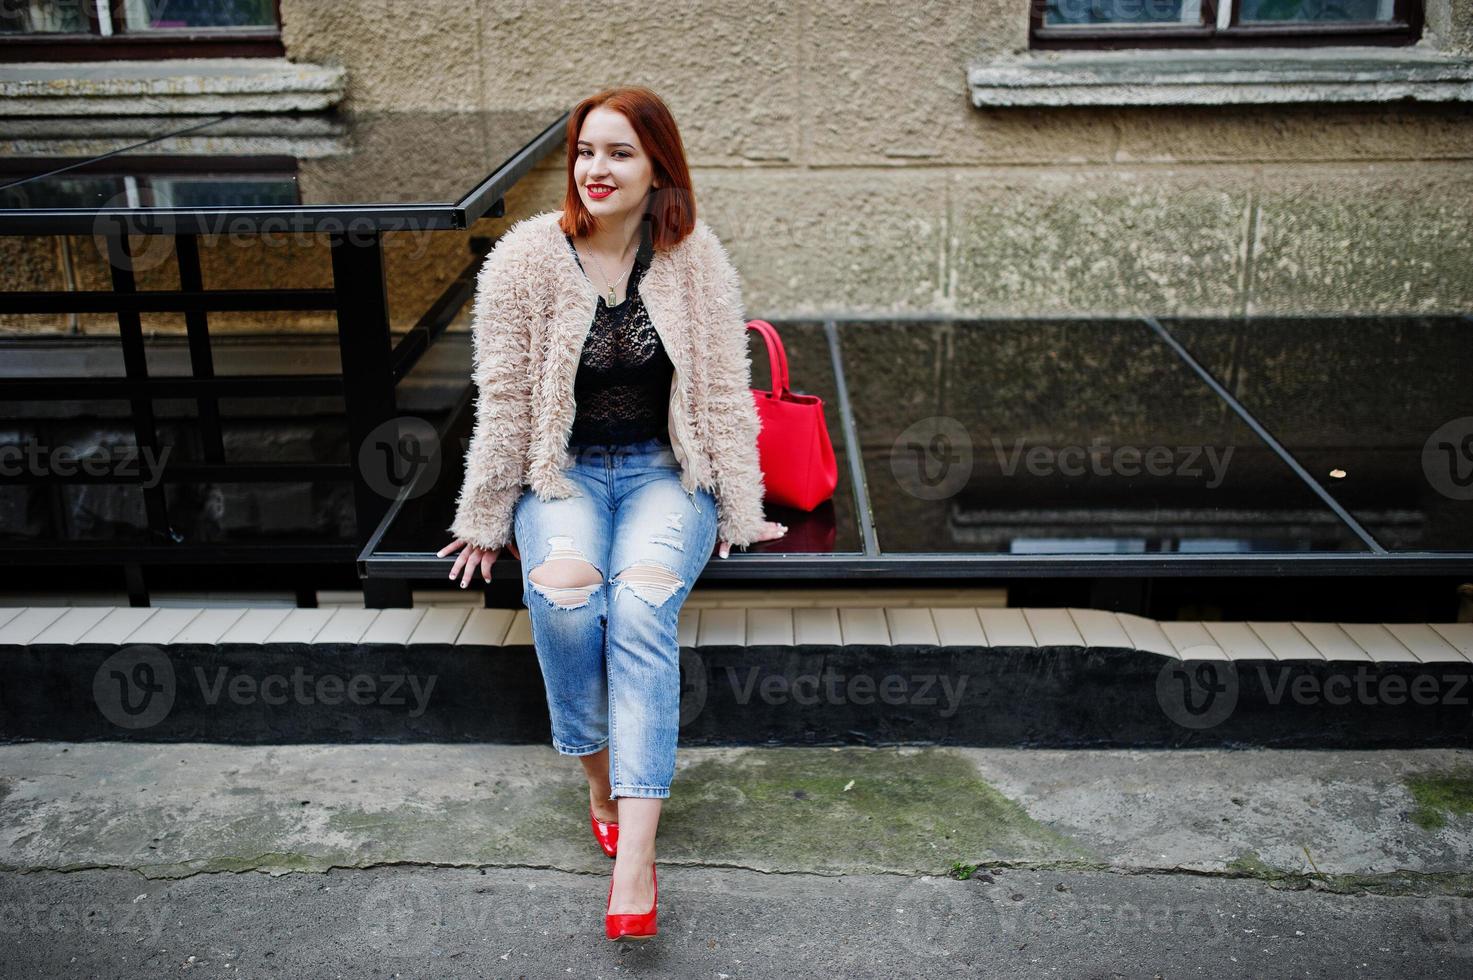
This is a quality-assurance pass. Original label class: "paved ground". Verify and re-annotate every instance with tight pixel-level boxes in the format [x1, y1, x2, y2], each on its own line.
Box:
[3, 742, 1473, 977]
[6, 864, 1473, 978]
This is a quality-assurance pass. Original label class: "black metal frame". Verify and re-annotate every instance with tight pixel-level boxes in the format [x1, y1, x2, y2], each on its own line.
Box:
[0, 111, 570, 606]
[0, 112, 567, 236]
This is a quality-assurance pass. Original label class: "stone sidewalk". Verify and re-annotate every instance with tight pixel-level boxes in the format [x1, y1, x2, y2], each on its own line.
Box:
[3, 743, 1472, 889]
[3, 743, 1473, 977]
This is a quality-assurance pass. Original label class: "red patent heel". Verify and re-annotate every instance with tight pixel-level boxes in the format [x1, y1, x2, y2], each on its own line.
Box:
[589, 803, 619, 859]
[605, 863, 657, 941]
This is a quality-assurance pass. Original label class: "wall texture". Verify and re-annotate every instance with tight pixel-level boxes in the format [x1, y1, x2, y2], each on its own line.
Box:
[281, 0, 1473, 318]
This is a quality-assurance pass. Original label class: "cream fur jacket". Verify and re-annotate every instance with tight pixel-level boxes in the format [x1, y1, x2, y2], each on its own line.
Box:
[448, 209, 767, 552]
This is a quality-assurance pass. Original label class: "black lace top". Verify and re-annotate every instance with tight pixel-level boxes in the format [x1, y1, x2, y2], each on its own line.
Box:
[565, 232, 674, 448]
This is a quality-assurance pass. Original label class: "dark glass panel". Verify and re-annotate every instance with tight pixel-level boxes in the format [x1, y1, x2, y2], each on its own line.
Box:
[842, 319, 1369, 555]
[1165, 316, 1473, 553]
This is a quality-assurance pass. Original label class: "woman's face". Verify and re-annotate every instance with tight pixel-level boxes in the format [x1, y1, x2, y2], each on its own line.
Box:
[574, 106, 657, 225]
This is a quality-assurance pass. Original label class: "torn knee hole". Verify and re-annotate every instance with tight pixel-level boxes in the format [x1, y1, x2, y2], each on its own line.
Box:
[614, 562, 683, 607]
[529, 537, 602, 609]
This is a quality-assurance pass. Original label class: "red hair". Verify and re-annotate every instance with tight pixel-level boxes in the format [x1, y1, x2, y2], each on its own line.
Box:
[558, 87, 696, 252]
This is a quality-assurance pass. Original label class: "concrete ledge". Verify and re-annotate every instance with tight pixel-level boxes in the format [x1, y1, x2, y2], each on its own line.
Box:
[2, 604, 1472, 747]
[0, 58, 346, 115]
[967, 46, 1473, 107]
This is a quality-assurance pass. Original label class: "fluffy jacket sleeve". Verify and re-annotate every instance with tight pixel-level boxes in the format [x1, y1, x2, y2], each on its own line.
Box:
[699, 228, 769, 548]
[446, 234, 534, 552]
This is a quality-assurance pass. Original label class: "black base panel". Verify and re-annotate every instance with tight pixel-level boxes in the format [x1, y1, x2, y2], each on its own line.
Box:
[4, 643, 1473, 748]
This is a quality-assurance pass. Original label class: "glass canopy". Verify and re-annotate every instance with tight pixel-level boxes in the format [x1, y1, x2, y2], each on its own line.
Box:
[1162, 316, 1473, 554]
[1, 111, 1466, 579]
[0, 110, 565, 233]
[361, 314, 1473, 580]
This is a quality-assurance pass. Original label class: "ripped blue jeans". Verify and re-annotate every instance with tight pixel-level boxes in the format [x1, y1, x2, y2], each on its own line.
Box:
[511, 436, 719, 799]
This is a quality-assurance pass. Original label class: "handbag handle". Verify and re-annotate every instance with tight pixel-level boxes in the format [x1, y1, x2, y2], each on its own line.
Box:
[746, 319, 791, 398]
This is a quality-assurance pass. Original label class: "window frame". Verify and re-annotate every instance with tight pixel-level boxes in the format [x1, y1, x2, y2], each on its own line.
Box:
[0, 0, 285, 62]
[1029, 0, 1425, 49]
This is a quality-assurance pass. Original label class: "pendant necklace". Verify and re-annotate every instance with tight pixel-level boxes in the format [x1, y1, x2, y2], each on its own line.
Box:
[581, 240, 635, 306]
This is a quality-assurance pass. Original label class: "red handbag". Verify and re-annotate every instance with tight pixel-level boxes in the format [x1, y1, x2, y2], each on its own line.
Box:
[746, 320, 838, 511]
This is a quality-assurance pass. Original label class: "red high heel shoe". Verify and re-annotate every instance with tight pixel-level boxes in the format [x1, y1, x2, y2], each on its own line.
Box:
[589, 803, 619, 859]
[605, 863, 657, 941]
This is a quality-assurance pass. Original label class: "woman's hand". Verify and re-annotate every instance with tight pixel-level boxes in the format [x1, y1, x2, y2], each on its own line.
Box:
[718, 520, 788, 558]
[438, 536, 520, 588]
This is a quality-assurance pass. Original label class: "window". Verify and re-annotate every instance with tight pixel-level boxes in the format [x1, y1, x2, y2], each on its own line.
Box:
[0, 0, 284, 61]
[1030, 0, 1424, 48]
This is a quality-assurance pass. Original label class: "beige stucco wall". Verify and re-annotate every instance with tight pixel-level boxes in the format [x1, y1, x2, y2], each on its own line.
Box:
[3, 0, 1470, 338]
[286, 0, 1473, 319]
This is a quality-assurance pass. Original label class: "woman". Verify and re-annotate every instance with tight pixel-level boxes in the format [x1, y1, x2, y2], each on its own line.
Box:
[436, 86, 787, 941]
